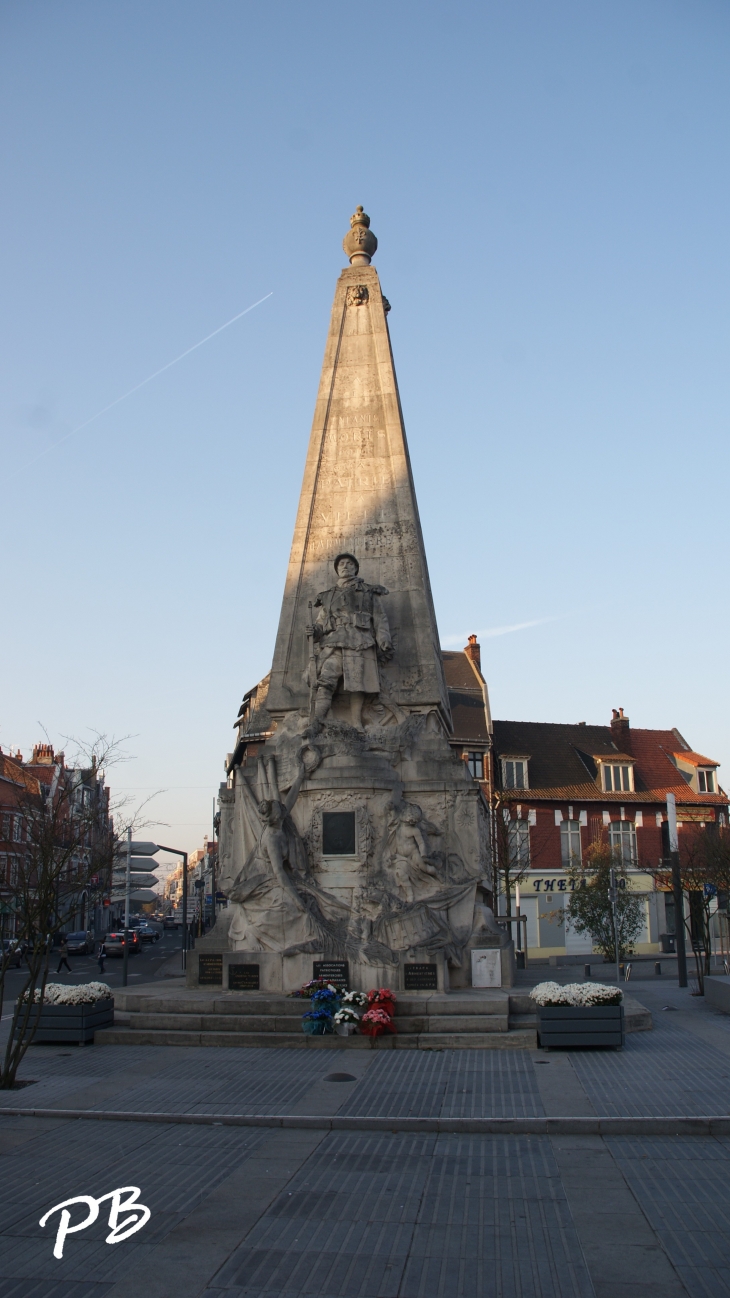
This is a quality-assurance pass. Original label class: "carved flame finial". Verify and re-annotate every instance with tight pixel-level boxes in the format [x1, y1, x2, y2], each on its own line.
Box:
[343, 205, 378, 266]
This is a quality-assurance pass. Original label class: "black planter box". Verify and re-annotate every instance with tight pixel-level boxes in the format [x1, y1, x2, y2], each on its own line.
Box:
[537, 1003, 624, 1049]
[14, 997, 114, 1044]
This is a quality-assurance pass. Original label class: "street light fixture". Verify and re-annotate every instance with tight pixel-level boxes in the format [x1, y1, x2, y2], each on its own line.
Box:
[119, 839, 189, 982]
[156, 845, 190, 971]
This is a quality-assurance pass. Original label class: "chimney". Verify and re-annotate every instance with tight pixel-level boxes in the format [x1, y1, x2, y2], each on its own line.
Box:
[610, 708, 630, 749]
[464, 634, 481, 672]
[32, 743, 55, 765]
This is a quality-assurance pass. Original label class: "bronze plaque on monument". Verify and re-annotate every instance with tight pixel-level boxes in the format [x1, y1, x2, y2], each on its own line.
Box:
[229, 963, 260, 991]
[198, 954, 223, 985]
[404, 963, 438, 990]
[313, 960, 348, 989]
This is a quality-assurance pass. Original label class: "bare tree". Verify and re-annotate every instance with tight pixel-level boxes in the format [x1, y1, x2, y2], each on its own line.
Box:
[490, 790, 547, 918]
[652, 825, 730, 992]
[0, 736, 127, 1089]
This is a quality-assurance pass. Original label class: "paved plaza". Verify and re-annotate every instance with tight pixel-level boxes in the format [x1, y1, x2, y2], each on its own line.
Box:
[1, 979, 730, 1298]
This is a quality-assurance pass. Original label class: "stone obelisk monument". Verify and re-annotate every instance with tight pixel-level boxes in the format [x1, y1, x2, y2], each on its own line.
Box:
[198, 208, 496, 993]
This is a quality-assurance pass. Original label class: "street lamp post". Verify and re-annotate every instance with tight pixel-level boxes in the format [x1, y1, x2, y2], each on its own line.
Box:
[667, 793, 688, 989]
[122, 828, 132, 988]
[609, 867, 621, 987]
[156, 845, 189, 971]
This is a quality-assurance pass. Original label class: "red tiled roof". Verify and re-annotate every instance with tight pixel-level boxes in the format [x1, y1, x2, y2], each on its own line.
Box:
[671, 750, 719, 768]
[0, 754, 40, 795]
[491, 721, 727, 806]
[442, 651, 484, 691]
[443, 650, 490, 744]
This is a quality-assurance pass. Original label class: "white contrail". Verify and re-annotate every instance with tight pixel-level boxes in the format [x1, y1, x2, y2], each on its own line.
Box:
[442, 616, 556, 647]
[11, 292, 273, 478]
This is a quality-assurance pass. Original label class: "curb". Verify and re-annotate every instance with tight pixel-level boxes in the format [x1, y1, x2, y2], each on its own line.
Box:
[0, 1107, 728, 1135]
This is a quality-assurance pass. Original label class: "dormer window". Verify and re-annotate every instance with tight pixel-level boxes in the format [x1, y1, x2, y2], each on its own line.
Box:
[502, 757, 529, 789]
[670, 751, 719, 794]
[601, 763, 634, 793]
[465, 752, 484, 779]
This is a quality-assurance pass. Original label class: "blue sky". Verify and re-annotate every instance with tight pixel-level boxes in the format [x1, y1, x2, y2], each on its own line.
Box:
[1, 1, 728, 869]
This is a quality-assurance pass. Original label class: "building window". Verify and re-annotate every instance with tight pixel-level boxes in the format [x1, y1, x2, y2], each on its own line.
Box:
[603, 764, 633, 793]
[507, 819, 530, 869]
[322, 812, 356, 856]
[698, 769, 716, 793]
[560, 820, 582, 867]
[11, 817, 21, 843]
[503, 759, 528, 789]
[466, 752, 484, 779]
[609, 820, 637, 866]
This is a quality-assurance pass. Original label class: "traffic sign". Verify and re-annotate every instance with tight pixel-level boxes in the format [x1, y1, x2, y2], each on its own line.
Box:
[113, 858, 162, 873]
[112, 873, 158, 889]
[114, 841, 159, 857]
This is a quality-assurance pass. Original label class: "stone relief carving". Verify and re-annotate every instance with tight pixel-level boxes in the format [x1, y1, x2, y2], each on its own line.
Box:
[346, 284, 369, 306]
[220, 714, 486, 968]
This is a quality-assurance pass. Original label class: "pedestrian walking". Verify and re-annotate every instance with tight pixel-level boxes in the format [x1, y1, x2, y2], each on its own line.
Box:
[56, 937, 72, 973]
[97, 940, 106, 975]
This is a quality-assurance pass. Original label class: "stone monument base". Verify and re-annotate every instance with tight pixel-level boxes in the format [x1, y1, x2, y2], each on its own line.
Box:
[186, 927, 515, 993]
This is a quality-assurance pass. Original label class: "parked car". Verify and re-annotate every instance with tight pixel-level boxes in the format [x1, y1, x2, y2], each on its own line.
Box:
[2, 939, 23, 968]
[136, 924, 160, 943]
[65, 930, 94, 955]
[104, 930, 141, 957]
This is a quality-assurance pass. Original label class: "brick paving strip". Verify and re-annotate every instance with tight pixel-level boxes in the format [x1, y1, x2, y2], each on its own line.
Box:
[1, 1105, 730, 1135]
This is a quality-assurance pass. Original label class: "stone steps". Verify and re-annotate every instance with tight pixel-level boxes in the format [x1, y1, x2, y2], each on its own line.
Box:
[94, 986, 532, 1049]
[95, 1026, 537, 1050]
[110, 1011, 511, 1036]
[93, 986, 649, 1049]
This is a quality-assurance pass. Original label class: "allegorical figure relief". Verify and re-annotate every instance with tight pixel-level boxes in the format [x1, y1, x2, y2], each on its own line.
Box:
[307, 553, 393, 730]
[390, 800, 443, 902]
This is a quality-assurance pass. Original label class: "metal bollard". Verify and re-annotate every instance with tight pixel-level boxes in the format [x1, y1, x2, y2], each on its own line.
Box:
[584, 964, 591, 978]
[655, 962, 661, 975]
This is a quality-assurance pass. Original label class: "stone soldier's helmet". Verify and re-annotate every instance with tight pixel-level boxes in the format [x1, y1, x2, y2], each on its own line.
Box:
[333, 553, 359, 575]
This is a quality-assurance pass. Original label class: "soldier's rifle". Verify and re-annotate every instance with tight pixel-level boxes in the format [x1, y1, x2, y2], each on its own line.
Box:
[306, 601, 317, 724]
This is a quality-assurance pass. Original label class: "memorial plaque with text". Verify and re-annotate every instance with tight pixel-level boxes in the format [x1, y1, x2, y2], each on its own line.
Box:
[229, 963, 260, 991]
[198, 954, 223, 985]
[313, 960, 349, 989]
[404, 963, 438, 990]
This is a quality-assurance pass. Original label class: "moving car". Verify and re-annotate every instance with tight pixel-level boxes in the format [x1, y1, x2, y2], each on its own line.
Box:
[65, 930, 94, 955]
[136, 924, 161, 943]
[162, 915, 178, 930]
[104, 930, 141, 957]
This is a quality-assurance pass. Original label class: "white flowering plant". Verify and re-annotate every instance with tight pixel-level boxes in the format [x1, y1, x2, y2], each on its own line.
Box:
[340, 990, 368, 1008]
[22, 981, 112, 1006]
[334, 1006, 361, 1024]
[530, 980, 622, 1008]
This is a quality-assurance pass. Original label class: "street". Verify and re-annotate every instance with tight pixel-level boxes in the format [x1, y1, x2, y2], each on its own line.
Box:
[0, 926, 183, 1016]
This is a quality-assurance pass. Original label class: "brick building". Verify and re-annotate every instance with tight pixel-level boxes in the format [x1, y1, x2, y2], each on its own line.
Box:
[442, 637, 728, 961]
[0, 744, 113, 938]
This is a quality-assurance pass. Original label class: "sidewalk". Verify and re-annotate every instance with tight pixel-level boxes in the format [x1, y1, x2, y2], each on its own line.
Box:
[1, 977, 730, 1297]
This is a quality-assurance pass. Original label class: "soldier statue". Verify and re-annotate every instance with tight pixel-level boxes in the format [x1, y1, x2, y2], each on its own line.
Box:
[307, 553, 393, 730]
